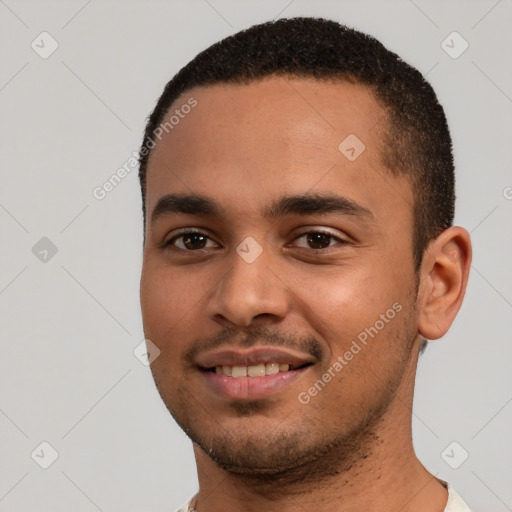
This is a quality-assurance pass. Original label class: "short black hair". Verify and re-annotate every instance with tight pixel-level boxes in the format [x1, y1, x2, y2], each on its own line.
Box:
[138, 16, 455, 270]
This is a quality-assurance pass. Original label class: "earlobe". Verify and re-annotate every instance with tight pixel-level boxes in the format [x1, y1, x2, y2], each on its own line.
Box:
[417, 227, 472, 340]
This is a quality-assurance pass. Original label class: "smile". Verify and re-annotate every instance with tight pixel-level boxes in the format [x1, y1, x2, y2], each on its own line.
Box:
[212, 362, 304, 377]
[195, 346, 316, 400]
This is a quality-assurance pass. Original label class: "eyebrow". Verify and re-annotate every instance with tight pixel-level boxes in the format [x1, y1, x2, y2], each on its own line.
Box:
[150, 193, 221, 223]
[150, 192, 374, 225]
[262, 193, 374, 221]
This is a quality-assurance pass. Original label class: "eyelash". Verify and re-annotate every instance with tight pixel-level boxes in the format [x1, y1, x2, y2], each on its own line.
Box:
[163, 229, 347, 252]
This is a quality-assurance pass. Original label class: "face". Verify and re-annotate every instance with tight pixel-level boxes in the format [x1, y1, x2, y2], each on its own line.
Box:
[140, 77, 421, 477]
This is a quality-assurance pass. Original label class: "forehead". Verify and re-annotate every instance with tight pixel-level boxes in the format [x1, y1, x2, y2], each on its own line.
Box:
[145, 76, 412, 225]
[151, 76, 385, 163]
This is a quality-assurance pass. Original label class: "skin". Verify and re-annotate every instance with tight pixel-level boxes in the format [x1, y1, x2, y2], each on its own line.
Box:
[139, 77, 472, 512]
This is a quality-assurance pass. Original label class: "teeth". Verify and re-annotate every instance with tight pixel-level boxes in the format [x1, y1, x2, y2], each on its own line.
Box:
[247, 364, 265, 377]
[231, 366, 247, 378]
[265, 362, 279, 375]
[214, 363, 295, 378]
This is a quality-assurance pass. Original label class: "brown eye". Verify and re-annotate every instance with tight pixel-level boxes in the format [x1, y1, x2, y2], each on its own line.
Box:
[293, 230, 345, 250]
[306, 232, 332, 249]
[181, 233, 208, 250]
[166, 231, 218, 251]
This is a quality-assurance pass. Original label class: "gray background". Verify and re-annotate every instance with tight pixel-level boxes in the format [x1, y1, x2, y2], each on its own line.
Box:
[1, 0, 511, 511]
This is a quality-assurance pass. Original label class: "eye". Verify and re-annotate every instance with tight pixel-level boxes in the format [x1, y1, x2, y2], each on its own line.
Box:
[164, 230, 219, 251]
[292, 230, 347, 250]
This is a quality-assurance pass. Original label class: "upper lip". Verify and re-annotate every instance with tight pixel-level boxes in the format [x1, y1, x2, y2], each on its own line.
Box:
[195, 346, 316, 369]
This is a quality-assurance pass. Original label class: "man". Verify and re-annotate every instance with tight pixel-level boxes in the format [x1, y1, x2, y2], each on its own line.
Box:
[138, 17, 473, 512]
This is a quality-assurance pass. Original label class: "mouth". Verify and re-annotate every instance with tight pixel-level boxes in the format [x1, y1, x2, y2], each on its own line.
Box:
[204, 361, 312, 377]
[196, 347, 316, 400]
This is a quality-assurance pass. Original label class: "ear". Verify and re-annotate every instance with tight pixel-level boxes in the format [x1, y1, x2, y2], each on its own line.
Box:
[417, 226, 472, 340]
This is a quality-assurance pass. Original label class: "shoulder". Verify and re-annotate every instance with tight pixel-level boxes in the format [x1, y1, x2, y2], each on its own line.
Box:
[444, 482, 474, 512]
[175, 493, 196, 512]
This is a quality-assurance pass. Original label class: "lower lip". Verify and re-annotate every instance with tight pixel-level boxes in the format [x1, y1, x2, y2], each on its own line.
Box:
[200, 367, 310, 401]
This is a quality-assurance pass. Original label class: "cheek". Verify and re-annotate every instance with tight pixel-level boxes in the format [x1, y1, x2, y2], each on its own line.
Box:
[299, 280, 415, 411]
[140, 259, 221, 359]
[290, 265, 402, 347]
[140, 262, 198, 339]
[140, 266, 193, 383]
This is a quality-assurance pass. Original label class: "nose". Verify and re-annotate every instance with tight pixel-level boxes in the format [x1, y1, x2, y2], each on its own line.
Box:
[206, 245, 291, 328]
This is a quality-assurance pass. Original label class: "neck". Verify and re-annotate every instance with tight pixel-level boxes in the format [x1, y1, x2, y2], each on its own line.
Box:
[190, 346, 448, 512]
